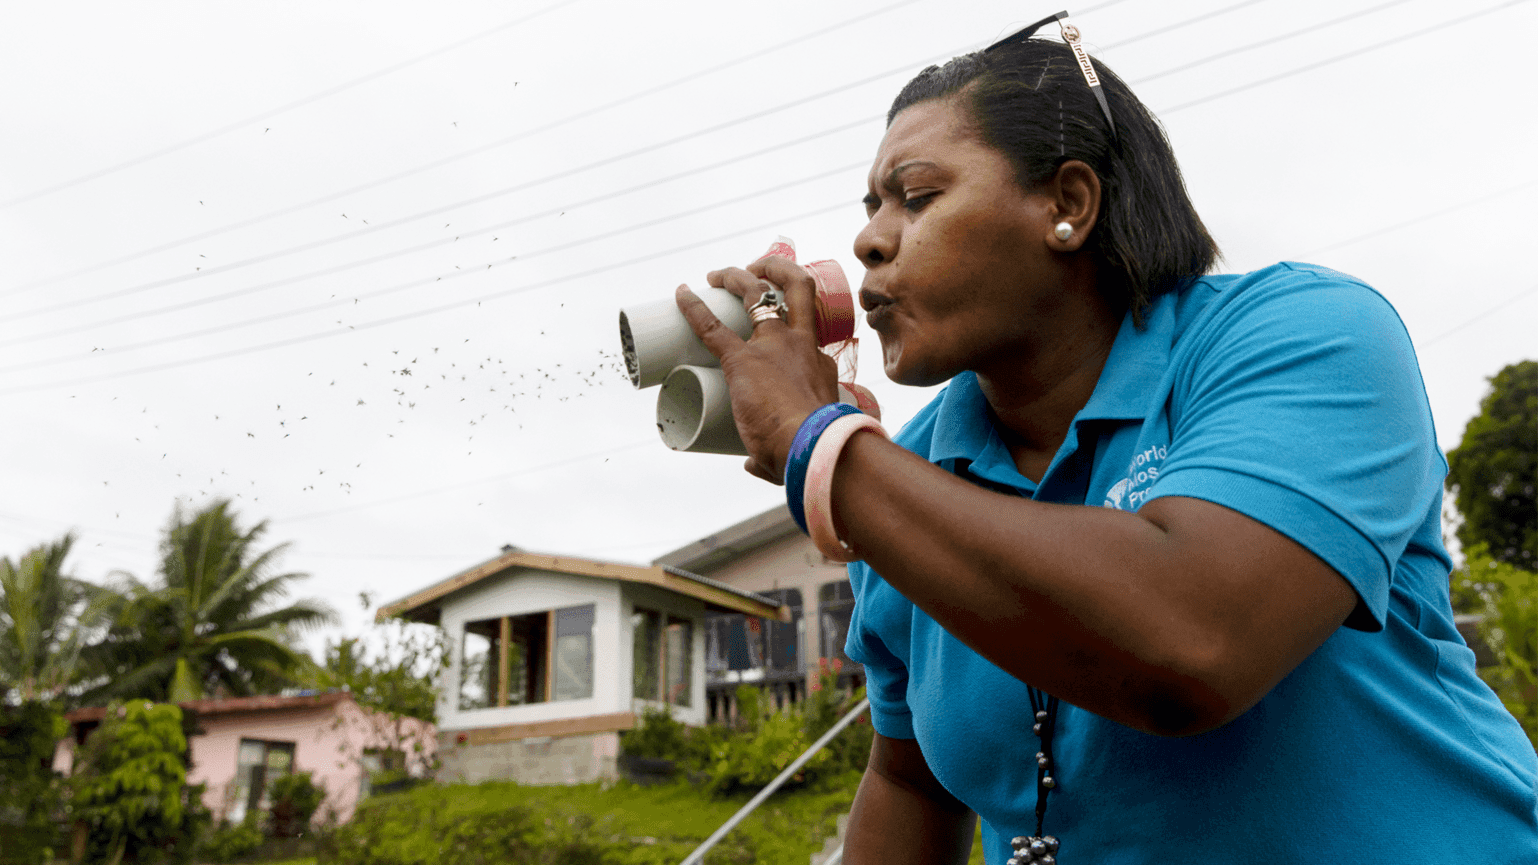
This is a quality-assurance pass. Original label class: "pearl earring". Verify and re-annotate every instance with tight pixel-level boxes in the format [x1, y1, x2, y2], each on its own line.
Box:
[1053, 222, 1073, 241]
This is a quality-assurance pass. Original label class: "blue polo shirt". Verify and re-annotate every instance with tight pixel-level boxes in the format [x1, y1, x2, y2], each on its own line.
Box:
[846, 263, 1538, 863]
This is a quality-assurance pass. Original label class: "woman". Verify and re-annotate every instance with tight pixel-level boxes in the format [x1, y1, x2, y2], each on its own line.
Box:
[675, 14, 1538, 864]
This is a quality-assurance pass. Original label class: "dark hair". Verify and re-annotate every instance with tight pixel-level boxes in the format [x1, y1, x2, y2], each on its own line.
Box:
[888, 38, 1219, 325]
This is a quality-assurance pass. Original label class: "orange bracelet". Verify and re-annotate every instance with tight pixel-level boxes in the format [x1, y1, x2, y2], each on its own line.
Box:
[803, 413, 888, 562]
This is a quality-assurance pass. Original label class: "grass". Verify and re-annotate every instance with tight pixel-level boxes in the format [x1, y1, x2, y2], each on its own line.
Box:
[237, 774, 993, 864]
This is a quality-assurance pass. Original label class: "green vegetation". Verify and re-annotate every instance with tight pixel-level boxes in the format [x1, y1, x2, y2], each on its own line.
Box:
[68, 701, 209, 865]
[321, 774, 865, 865]
[1454, 544, 1538, 749]
[1446, 359, 1537, 574]
[84, 500, 332, 704]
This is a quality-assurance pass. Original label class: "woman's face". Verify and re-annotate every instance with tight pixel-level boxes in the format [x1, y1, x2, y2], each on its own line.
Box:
[854, 98, 1065, 387]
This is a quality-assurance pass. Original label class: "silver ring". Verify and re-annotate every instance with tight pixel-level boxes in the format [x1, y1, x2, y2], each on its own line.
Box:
[747, 289, 787, 327]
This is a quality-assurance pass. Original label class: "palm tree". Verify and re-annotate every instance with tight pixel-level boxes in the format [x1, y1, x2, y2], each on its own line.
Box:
[85, 500, 333, 703]
[0, 532, 111, 704]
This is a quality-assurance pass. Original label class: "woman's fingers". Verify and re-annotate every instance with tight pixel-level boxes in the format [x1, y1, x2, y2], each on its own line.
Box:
[749, 256, 817, 338]
[674, 284, 744, 359]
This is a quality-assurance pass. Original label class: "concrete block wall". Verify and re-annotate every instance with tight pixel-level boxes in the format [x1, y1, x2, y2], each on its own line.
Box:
[436, 729, 620, 786]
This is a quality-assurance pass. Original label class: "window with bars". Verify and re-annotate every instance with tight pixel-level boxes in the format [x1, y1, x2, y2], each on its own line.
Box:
[458, 604, 594, 711]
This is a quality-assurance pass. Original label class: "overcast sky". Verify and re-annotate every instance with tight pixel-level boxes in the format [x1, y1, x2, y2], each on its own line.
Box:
[2, 0, 1534, 654]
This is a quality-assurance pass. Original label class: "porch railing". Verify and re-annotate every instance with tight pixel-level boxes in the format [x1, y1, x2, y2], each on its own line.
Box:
[678, 697, 870, 865]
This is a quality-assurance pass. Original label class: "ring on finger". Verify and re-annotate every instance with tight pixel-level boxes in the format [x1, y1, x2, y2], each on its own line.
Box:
[747, 289, 788, 327]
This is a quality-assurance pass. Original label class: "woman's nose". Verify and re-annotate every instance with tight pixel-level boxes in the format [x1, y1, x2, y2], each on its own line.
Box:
[854, 216, 894, 268]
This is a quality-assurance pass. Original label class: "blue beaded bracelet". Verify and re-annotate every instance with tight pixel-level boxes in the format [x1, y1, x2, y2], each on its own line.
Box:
[784, 403, 863, 535]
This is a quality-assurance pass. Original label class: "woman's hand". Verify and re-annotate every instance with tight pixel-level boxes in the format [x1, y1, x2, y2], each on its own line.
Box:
[674, 255, 840, 483]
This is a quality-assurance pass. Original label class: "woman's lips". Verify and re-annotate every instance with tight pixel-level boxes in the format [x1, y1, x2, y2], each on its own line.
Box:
[860, 289, 894, 329]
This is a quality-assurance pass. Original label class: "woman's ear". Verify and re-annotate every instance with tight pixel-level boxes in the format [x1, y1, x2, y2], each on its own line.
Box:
[1045, 160, 1100, 252]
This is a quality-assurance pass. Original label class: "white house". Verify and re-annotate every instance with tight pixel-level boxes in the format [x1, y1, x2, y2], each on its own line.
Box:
[377, 545, 787, 785]
[651, 505, 866, 722]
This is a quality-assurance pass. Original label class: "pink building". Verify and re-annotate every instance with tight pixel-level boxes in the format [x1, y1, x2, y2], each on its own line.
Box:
[58, 692, 434, 826]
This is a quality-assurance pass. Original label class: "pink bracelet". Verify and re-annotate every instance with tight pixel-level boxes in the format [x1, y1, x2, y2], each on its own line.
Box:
[803, 412, 888, 562]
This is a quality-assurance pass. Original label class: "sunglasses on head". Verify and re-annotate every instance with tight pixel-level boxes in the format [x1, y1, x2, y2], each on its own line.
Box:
[985, 10, 1116, 140]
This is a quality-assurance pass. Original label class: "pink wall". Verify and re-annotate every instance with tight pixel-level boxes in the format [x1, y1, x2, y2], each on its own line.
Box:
[190, 697, 436, 825]
[55, 695, 435, 826]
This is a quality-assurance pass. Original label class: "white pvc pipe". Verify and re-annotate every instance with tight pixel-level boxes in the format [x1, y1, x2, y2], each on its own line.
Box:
[619, 286, 753, 389]
[656, 371, 862, 455]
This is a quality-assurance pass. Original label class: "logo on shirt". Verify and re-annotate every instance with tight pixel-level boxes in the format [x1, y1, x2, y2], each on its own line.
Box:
[1103, 445, 1167, 510]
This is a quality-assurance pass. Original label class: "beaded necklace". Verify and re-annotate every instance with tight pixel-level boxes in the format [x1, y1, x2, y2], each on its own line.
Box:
[1010, 688, 1061, 864]
[951, 459, 1079, 864]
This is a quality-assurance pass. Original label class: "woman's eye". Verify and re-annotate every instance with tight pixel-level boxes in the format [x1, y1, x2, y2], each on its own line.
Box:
[902, 192, 936, 212]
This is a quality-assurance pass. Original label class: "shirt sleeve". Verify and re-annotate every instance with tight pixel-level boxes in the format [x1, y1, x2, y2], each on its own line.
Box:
[844, 560, 917, 739]
[1144, 265, 1444, 631]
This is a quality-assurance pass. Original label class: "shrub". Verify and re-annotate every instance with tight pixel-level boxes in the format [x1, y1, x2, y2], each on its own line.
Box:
[69, 701, 196, 864]
[268, 771, 324, 838]
[200, 817, 264, 863]
[618, 706, 691, 762]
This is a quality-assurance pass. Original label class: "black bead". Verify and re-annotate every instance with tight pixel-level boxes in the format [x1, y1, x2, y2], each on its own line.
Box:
[1042, 775, 1056, 789]
[1028, 838, 1047, 856]
[1010, 836, 1032, 851]
[1032, 722, 1042, 735]
[1035, 710, 1048, 721]
[1038, 856, 1056, 865]
[1043, 836, 1060, 853]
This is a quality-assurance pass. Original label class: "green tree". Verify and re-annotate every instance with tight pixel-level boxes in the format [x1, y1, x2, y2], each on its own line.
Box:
[0, 533, 114, 704]
[1446, 360, 1537, 569]
[85, 500, 332, 703]
[315, 594, 445, 724]
[69, 702, 196, 865]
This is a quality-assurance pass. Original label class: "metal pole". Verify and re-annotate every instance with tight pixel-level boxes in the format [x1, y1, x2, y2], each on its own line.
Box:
[678, 697, 870, 865]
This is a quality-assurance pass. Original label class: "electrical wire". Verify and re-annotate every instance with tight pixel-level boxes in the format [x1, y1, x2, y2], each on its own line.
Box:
[0, 196, 857, 396]
[0, 0, 1257, 320]
[3, 118, 883, 349]
[1419, 286, 1538, 349]
[0, 53, 939, 324]
[1158, 0, 1532, 115]
[0, 0, 584, 210]
[1131, 0, 1416, 84]
[0, 159, 870, 373]
[6, 1, 1530, 391]
[0, 0, 927, 297]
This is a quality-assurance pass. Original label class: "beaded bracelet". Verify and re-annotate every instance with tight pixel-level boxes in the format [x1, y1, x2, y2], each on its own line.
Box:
[783, 403, 864, 535]
[804, 412, 888, 562]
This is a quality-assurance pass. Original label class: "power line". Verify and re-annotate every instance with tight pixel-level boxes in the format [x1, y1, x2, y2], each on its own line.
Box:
[1158, 0, 1531, 115]
[0, 0, 927, 297]
[0, 50, 946, 325]
[0, 159, 869, 374]
[0, 197, 857, 396]
[1302, 179, 1538, 258]
[0, 0, 1244, 321]
[1419, 286, 1538, 349]
[2, 118, 882, 349]
[1132, 0, 1416, 85]
[5, 2, 1518, 388]
[0, 0, 584, 210]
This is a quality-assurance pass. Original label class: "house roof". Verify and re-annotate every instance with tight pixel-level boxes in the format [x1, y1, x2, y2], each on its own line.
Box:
[66, 691, 351, 723]
[652, 504, 800, 573]
[375, 549, 790, 625]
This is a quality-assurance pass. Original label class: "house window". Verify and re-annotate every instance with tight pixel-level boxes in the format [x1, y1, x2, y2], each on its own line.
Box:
[632, 608, 693, 707]
[228, 739, 294, 823]
[360, 748, 407, 799]
[459, 604, 594, 710]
